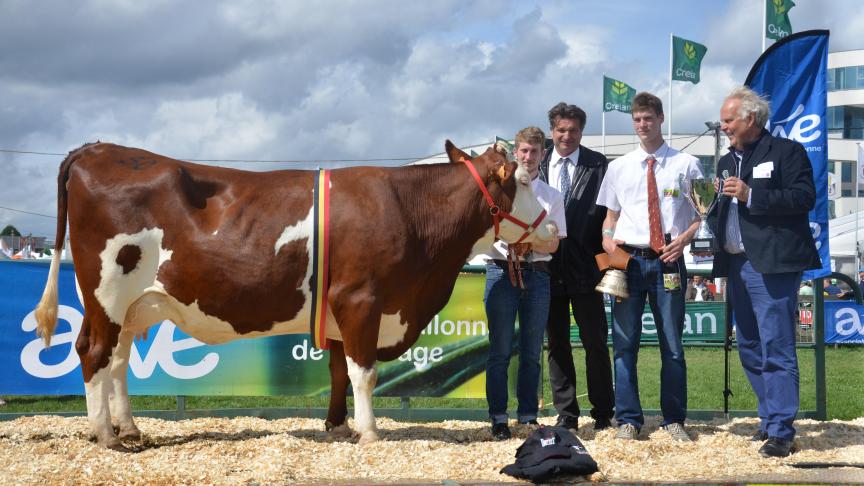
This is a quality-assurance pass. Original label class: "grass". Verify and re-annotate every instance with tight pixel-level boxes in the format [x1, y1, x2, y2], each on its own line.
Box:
[2, 346, 862, 420]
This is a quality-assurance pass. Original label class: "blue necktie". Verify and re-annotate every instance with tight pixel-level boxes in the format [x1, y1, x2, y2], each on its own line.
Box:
[559, 157, 571, 206]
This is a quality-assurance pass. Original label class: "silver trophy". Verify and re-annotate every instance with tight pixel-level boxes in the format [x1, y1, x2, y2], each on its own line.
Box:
[680, 176, 719, 254]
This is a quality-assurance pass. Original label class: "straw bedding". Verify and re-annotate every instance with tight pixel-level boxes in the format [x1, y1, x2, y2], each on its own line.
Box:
[1, 415, 862, 484]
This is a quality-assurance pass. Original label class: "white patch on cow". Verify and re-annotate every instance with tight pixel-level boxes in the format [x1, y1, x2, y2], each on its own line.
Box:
[377, 312, 409, 349]
[497, 164, 555, 245]
[346, 356, 379, 443]
[212, 230, 218, 236]
[84, 365, 118, 446]
[94, 228, 173, 326]
[90, 214, 346, 347]
[274, 205, 313, 256]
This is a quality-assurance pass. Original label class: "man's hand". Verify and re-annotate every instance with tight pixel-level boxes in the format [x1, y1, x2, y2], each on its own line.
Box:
[661, 234, 689, 263]
[603, 236, 624, 256]
[721, 176, 750, 203]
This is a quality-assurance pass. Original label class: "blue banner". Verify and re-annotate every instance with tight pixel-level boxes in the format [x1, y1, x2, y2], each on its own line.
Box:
[745, 30, 831, 281]
[824, 301, 864, 344]
[0, 260, 493, 397]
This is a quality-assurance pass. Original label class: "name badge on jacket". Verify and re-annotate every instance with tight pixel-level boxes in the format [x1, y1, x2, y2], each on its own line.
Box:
[753, 161, 774, 179]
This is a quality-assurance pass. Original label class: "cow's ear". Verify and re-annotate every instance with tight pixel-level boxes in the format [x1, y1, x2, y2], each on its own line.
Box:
[445, 140, 469, 163]
[498, 161, 515, 181]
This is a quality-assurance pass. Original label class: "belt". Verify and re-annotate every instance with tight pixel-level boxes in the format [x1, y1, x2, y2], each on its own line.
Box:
[619, 244, 661, 259]
[491, 259, 550, 273]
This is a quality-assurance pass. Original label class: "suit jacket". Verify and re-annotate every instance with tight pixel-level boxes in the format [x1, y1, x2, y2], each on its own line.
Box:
[706, 130, 820, 276]
[539, 144, 608, 294]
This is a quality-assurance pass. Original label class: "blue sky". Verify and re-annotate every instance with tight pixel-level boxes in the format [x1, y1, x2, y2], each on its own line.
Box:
[1, 0, 861, 238]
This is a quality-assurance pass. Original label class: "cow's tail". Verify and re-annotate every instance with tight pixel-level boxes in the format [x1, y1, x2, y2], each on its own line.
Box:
[34, 148, 79, 347]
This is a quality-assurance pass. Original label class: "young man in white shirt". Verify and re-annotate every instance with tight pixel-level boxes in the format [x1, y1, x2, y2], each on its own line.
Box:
[482, 127, 566, 440]
[596, 92, 702, 442]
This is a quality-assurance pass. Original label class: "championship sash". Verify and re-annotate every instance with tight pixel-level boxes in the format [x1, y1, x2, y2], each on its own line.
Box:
[310, 169, 331, 350]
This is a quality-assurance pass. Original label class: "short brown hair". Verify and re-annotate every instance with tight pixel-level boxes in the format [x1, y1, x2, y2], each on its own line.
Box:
[547, 102, 586, 130]
[514, 126, 545, 148]
[631, 92, 664, 117]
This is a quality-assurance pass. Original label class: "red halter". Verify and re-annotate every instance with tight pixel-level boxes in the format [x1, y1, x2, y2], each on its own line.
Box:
[461, 158, 547, 245]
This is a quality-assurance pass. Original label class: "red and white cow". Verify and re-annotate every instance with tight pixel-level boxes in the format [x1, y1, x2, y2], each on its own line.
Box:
[34, 141, 557, 450]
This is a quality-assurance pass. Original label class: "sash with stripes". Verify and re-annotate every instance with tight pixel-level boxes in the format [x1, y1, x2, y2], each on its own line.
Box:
[310, 169, 331, 350]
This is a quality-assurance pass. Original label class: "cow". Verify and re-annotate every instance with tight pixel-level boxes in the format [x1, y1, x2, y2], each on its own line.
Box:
[33, 141, 558, 450]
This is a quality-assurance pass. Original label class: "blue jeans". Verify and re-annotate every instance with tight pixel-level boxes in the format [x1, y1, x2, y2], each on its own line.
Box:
[727, 254, 800, 440]
[611, 255, 687, 429]
[484, 263, 550, 424]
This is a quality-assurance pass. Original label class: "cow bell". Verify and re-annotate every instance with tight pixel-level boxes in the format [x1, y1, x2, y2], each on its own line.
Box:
[595, 268, 629, 301]
[594, 248, 632, 302]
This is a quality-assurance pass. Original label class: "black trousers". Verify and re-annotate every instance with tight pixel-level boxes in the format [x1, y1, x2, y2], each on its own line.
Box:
[546, 291, 614, 420]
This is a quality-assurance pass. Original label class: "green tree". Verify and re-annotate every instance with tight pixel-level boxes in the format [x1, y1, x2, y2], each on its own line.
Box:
[0, 225, 21, 236]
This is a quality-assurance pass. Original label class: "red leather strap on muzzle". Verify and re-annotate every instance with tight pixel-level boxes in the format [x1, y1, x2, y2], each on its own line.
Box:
[461, 158, 545, 243]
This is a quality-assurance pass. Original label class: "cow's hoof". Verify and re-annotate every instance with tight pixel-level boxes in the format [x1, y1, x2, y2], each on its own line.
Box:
[102, 437, 130, 452]
[357, 430, 380, 444]
[118, 427, 141, 441]
[328, 424, 353, 439]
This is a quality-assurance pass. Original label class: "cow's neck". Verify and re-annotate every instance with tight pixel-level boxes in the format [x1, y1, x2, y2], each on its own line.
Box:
[402, 161, 505, 271]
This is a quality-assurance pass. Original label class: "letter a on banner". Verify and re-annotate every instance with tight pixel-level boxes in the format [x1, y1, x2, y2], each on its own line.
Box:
[745, 29, 830, 281]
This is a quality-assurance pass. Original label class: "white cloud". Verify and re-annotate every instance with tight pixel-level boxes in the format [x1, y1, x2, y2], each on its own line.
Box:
[0, 0, 860, 237]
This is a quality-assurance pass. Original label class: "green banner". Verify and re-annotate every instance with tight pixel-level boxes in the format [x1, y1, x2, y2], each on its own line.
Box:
[570, 301, 727, 343]
[671, 36, 707, 84]
[603, 76, 636, 113]
[766, 0, 795, 40]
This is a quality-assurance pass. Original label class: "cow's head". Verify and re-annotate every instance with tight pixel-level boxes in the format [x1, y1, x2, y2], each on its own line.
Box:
[445, 140, 558, 245]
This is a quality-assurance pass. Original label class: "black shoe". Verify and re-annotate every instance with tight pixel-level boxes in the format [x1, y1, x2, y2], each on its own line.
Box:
[759, 437, 795, 458]
[750, 430, 769, 442]
[491, 423, 511, 441]
[593, 417, 613, 430]
[555, 415, 579, 430]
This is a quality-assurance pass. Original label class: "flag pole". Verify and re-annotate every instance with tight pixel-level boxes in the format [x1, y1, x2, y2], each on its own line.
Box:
[668, 33, 673, 143]
[602, 111, 606, 156]
[761, 0, 767, 53]
[858, 142, 863, 268]
[602, 73, 606, 155]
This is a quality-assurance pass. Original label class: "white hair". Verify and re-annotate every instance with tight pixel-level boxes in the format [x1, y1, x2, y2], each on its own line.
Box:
[726, 86, 771, 127]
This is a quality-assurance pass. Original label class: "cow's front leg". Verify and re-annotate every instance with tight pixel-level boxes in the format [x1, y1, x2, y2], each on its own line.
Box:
[345, 355, 379, 444]
[325, 340, 352, 438]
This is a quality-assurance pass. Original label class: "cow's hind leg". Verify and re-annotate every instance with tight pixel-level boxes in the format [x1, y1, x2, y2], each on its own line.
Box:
[109, 331, 140, 440]
[77, 313, 126, 451]
[325, 340, 352, 438]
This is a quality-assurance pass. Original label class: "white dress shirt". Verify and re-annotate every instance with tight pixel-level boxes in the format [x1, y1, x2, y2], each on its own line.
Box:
[483, 177, 567, 262]
[596, 142, 703, 247]
[547, 147, 580, 195]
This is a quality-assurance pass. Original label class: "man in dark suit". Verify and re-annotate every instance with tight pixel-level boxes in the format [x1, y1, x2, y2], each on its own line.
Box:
[707, 86, 821, 458]
[538, 102, 614, 431]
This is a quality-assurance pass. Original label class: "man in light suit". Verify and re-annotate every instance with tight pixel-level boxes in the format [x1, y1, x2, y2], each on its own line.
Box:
[706, 86, 821, 458]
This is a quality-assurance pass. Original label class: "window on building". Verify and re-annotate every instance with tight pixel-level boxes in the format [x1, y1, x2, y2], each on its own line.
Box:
[827, 65, 864, 91]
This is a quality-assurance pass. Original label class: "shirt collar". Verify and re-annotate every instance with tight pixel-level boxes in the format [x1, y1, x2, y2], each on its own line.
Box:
[636, 142, 669, 166]
[554, 147, 580, 165]
[728, 129, 768, 156]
